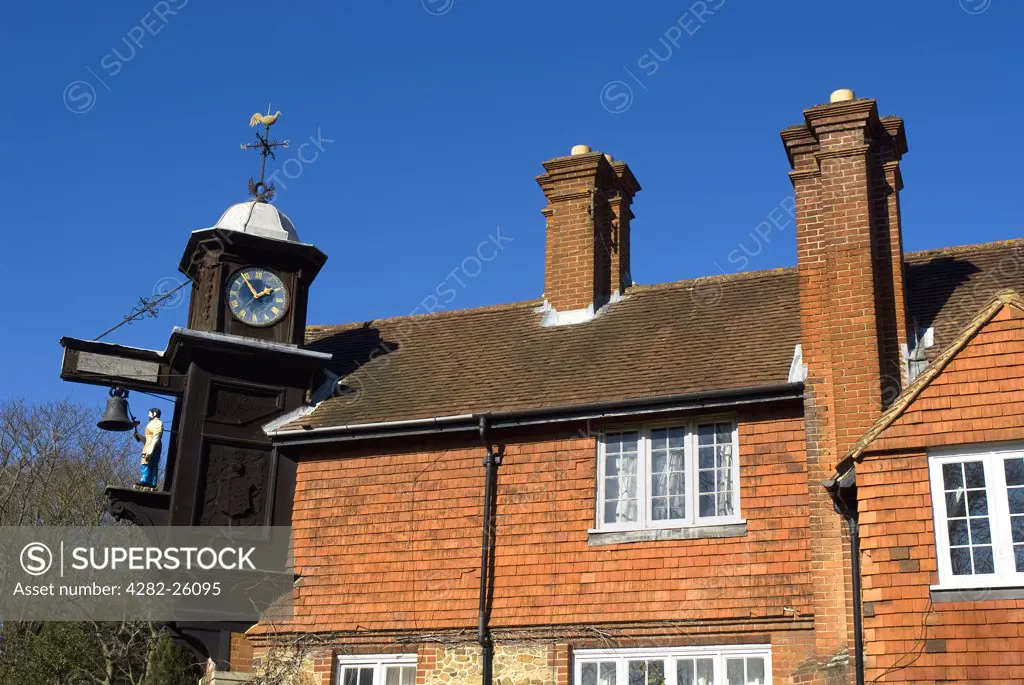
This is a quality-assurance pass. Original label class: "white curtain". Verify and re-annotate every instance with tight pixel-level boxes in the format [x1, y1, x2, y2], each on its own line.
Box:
[616, 451, 638, 522]
[719, 443, 735, 516]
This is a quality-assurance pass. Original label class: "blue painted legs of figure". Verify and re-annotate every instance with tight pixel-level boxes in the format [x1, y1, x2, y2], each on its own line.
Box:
[139, 459, 159, 488]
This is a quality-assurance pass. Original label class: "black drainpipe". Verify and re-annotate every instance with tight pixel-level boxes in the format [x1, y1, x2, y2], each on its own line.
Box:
[847, 515, 864, 685]
[478, 415, 501, 685]
[824, 467, 864, 685]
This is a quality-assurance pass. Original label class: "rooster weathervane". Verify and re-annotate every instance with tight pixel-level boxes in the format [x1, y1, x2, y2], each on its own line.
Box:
[240, 105, 289, 202]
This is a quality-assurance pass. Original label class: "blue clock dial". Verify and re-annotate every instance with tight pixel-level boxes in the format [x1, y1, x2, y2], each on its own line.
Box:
[226, 267, 289, 327]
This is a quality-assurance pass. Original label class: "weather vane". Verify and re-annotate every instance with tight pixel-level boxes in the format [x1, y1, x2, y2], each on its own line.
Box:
[240, 105, 289, 202]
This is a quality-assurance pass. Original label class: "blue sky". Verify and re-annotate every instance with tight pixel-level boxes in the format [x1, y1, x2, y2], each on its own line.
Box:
[2, 0, 1021, 405]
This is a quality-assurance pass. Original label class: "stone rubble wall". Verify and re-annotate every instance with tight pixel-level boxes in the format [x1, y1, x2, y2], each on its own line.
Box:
[424, 644, 554, 685]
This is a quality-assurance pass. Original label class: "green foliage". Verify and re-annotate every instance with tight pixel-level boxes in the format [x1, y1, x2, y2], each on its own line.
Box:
[0, 622, 95, 685]
[0, 401, 196, 685]
[0, 622, 197, 685]
[142, 630, 195, 685]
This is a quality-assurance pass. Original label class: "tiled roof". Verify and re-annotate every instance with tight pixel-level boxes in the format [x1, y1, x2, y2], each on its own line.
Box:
[904, 238, 1024, 351]
[285, 238, 1024, 432]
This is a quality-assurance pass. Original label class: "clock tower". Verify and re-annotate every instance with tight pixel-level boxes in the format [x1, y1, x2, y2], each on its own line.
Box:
[59, 112, 333, 666]
[161, 198, 328, 528]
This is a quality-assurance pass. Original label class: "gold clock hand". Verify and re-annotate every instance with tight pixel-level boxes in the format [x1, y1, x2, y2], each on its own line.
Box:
[240, 273, 260, 297]
[255, 287, 273, 298]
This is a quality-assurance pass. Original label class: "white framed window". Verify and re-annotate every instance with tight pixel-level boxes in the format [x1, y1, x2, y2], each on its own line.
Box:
[575, 645, 770, 685]
[929, 444, 1024, 589]
[596, 417, 741, 531]
[335, 654, 417, 685]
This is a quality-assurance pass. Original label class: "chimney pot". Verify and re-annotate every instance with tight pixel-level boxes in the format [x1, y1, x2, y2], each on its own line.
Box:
[570, 144, 592, 156]
[829, 88, 856, 103]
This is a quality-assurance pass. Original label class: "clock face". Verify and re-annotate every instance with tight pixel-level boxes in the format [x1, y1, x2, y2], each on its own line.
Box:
[225, 267, 289, 327]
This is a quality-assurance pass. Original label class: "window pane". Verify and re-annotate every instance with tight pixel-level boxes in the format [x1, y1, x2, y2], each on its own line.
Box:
[971, 518, 991, 544]
[699, 446, 715, 469]
[651, 427, 686, 521]
[950, 547, 973, 575]
[600, 662, 617, 685]
[695, 660, 713, 685]
[653, 472, 668, 497]
[385, 668, 400, 685]
[746, 658, 765, 685]
[1013, 516, 1024, 543]
[359, 668, 373, 685]
[606, 478, 620, 500]
[677, 660, 695, 685]
[698, 423, 715, 446]
[1010, 488, 1024, 515]
[967, 490, 988, 516]
[606, 457, 620, 477]
[615, 433, 637, 452]
[948, 519, 969, 546]
[1005, 457, 1024, 486]
[965, 462, 985, 488]
[942, 462, 963, 489]
[717, 445, 732, 469]
[343, 670, 358, 685]
[973, 546, 994, 574]
[605, 501, 627, 524]
[628, 661, 645, 685]
[669, 495, 685, 519]
[604, 432, 639, 524]
[653, 451, 667, 479]
[726, 658, 745, 685]
[718, 490, 735, 517]
[697, 421, 736, 518]
[699, 494, 715, 518]
[582, 663, 597, 685]
[945, 490, 966, 517]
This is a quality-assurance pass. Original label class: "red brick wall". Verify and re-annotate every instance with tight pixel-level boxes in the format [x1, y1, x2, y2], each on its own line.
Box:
[289, 404, 810, 630]
[549, 643, 571, 685]
[228, 632, 253, 672]
[314, 648, 333, 685]
[783, 98, 910, 677]
[857, 304, 1024, 682]
[606, 160, 639, 295]
[872, 117, 911, 401]
[279, 403, 825, 679]
[858, 452, 1024, 684]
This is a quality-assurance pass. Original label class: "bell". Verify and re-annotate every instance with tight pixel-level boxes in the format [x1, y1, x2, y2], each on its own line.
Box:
[97, 387, 136, 432]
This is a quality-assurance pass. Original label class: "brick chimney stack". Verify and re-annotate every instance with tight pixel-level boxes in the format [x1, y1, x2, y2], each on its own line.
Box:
[537, 146, 641, 317]
[781, 90, 910, 678]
